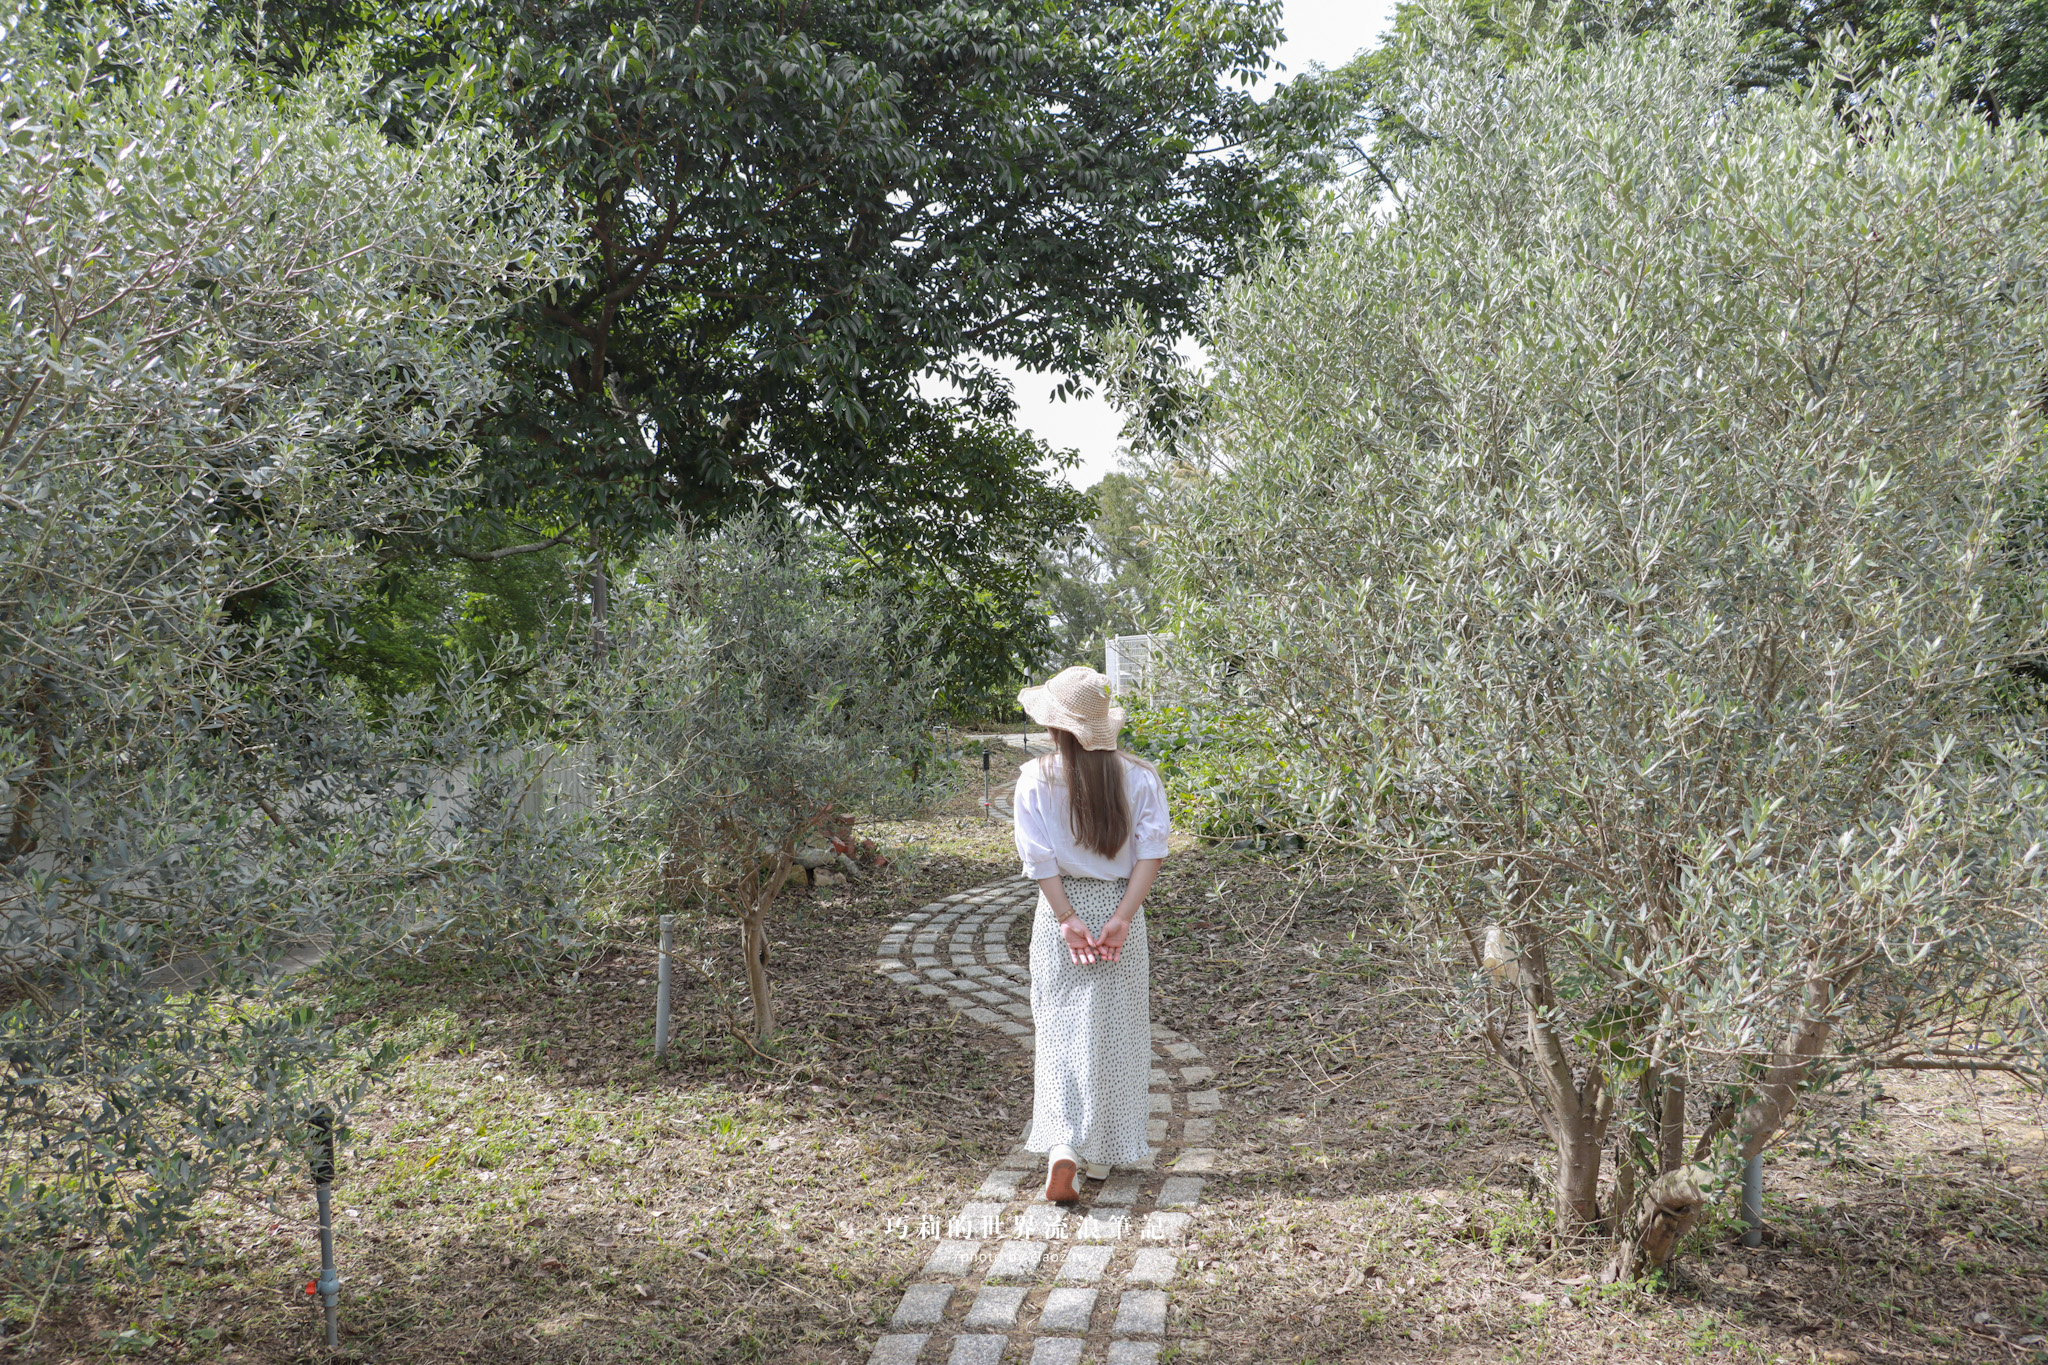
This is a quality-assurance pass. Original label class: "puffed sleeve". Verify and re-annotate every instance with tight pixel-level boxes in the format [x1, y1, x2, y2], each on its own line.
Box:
[1130, 761, 1170, 861]
[1012, 760, 1061, 880]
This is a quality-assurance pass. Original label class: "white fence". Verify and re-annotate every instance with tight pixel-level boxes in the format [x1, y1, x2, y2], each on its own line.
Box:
[1, 742, 606, 980]
[1105, 633, 1161, 696]
[267, 742, 600, 843]
[423, 742, 600, 837]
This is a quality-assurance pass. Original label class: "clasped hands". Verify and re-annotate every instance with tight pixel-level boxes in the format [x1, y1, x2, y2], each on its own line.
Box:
[1037, 870, 1152, 966]
[1060, 913, 1130, 966]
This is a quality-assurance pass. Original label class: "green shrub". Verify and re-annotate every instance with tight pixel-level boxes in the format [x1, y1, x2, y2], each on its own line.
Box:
[1124, 699, 1307, 844]
[0, 2, 583, 1283]
[1141, 0, 2048, 1275]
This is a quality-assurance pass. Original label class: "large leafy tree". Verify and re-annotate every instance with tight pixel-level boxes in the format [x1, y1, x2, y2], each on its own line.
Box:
[203, 0, 1330, 705]
[1735, 0, 2048, 121]
[262, 0, 1316, 706]
[1340, 0, 2048, 165]
[1040, 471, 1166, 672]
[469, 0, 1288, 515]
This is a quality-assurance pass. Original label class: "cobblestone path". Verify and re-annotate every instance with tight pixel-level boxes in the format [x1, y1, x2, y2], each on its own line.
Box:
[867, 877, 1221, 1364]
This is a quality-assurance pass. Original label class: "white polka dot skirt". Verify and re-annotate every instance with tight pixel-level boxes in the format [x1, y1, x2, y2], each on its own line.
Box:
[1024, 875, 1153, 1166]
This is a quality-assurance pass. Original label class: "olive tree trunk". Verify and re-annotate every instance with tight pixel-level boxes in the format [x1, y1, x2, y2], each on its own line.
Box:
[739, 901, 775, 1050]
[1477, 928, 1614, 1234]
[1607, 1166, 1712, 1282]
[1524, 939, 1612, 1232]
[731, 848, 797, 1051]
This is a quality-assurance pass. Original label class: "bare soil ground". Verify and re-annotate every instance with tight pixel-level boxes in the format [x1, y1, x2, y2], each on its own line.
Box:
[1120, 854, 2048, 1365]
[16, 741, 2048, 1364]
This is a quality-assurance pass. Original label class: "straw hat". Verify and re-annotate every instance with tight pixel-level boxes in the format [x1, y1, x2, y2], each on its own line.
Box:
[1018, 666, 1126, 751]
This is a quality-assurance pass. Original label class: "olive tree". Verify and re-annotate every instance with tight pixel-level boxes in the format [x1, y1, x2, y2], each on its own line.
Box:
[627, 518, 941, 1052]
[1144, 3, 2048, 1275]
[0, 3, 586, 1278]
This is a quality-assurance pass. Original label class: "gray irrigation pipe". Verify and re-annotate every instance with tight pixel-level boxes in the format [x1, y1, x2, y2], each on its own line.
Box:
[1741, 1153, 1763, 1247]
[655, 915, 674, 1062]
[309, 1110, 340, 1349]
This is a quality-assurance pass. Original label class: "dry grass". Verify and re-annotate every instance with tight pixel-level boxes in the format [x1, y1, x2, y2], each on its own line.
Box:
[13, 744, 2048, 1364]
[1126, 846, 2048, 1365]
[16, 759, 1030, 1365]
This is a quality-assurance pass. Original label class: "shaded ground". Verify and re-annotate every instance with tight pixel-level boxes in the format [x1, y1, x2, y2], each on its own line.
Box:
[1117, 851, 2048, 1365]
[17, 739, 2048, 1363]
[18, 758, 1031, 1365]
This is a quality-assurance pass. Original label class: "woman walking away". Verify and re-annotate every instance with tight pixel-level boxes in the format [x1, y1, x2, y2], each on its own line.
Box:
[1012, 666, 1170, 1203]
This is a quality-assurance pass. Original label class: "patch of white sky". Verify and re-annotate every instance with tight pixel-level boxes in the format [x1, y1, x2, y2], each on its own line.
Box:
[922, 0, 1402, 492]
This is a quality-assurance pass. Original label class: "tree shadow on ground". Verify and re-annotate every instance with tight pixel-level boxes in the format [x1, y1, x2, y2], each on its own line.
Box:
[1127, 846, 2048, 1364]
[32, 830, 1035, 1363]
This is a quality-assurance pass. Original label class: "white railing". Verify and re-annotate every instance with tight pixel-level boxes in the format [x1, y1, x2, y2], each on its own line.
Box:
[1105, 633, 1160, 696]
[418, 742, 600, 837]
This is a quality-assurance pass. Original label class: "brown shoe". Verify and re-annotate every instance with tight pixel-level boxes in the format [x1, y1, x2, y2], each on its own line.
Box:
[1044, 1144, 1080, 1203]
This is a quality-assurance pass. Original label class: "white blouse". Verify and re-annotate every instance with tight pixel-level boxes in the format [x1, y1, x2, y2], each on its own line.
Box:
[1012, 753, 1171, 881]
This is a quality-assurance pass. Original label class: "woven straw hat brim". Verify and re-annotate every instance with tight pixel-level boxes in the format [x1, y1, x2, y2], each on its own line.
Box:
[1018, 683, 1126, 751]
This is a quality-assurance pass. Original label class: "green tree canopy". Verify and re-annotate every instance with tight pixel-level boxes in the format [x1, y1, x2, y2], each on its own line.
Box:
[1314, 0, 2048, 213]
[466, 0, 1291, 525]
[1040, 471, 1165, 672]
[1147, 0, 2048, 1268]
[1736, 0, 2048, 122]
[219, 0, 1344, 707]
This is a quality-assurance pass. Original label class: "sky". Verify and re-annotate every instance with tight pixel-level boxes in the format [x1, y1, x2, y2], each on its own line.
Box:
[1001, 0, 1403, 491]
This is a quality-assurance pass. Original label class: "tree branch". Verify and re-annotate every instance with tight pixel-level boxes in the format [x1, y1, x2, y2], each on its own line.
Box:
[1865, 1055, 2042, 1080]
[433, 530, 576, 562]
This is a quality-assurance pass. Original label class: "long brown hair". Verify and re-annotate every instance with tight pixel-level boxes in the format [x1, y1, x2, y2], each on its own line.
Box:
[1048, 727, 1132, 857]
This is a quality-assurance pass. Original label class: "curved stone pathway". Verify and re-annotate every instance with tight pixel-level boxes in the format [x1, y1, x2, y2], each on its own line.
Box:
[868, 878, 1221, 1364]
